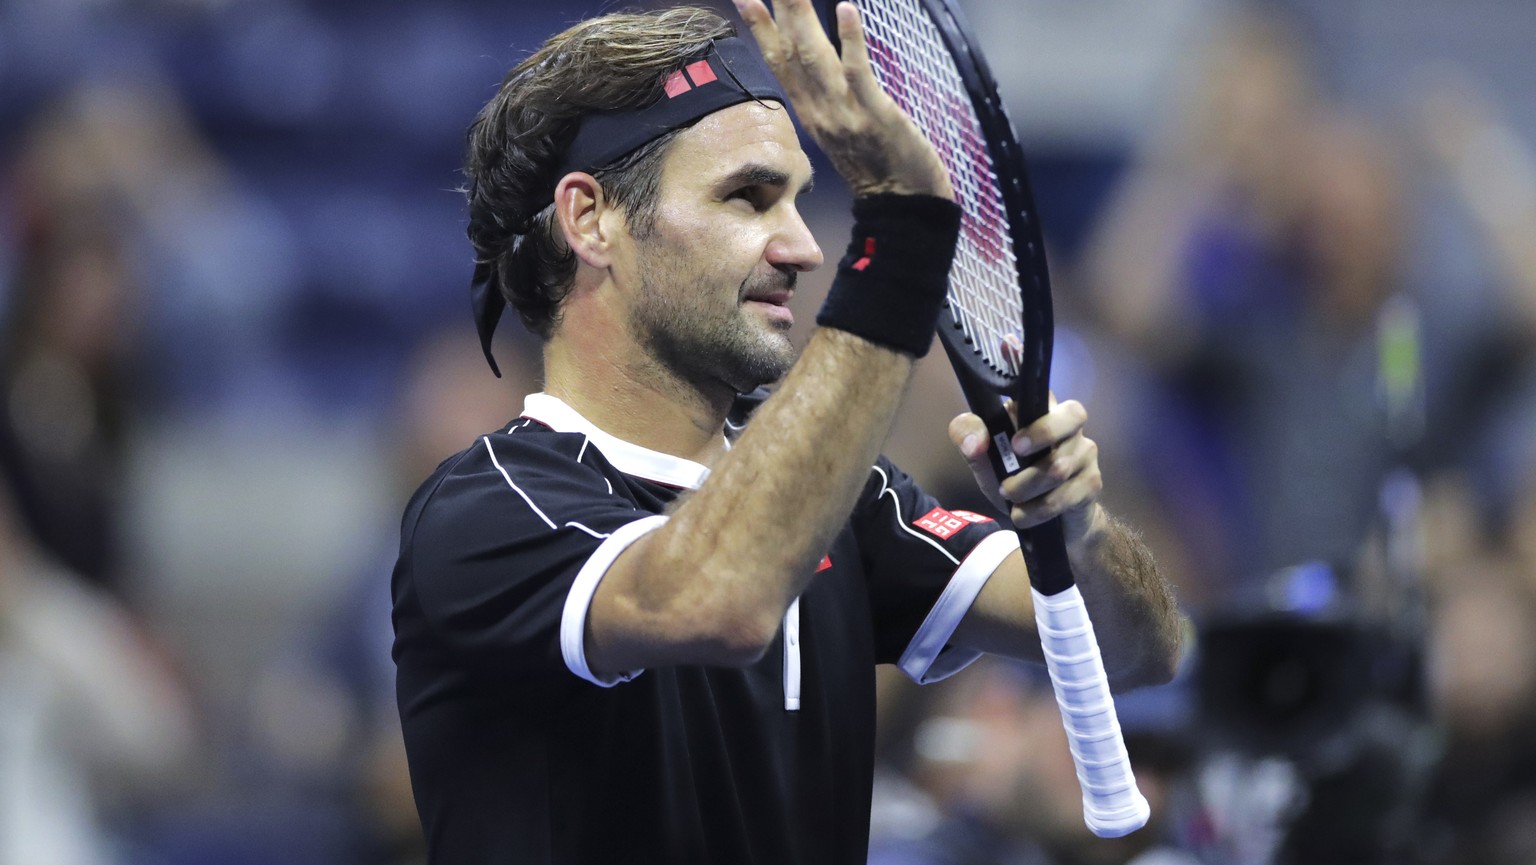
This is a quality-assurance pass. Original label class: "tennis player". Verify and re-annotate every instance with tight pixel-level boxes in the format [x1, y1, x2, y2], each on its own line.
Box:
[391, 1, 1181, 862]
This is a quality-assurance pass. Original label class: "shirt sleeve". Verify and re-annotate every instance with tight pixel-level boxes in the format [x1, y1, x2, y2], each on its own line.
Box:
[852, 457, 1019, 684]
[398, 432, 662, 688]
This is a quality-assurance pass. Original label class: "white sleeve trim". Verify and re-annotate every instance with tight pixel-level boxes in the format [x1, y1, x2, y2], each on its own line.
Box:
[897, 529, 1020, 684]
[560, 514, 668, 687]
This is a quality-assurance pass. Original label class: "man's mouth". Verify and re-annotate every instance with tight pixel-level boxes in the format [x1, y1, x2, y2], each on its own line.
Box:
[744, 287, 795, 326]
[744, 288, 794, 306]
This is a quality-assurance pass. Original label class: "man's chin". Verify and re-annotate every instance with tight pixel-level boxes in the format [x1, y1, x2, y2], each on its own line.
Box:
[729, 338, 797, 392]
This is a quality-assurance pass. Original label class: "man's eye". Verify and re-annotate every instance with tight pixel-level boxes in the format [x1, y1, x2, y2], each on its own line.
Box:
[728, 188, 767, 210]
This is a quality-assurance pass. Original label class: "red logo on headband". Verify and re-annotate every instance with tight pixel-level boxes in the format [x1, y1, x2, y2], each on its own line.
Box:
[686, 60, 718, 86]
[663, 59, 721, 99]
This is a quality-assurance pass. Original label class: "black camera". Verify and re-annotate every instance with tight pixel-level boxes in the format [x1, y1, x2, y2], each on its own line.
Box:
[1196, 614, 1422, 759]
[1192, 608, 1435, 864]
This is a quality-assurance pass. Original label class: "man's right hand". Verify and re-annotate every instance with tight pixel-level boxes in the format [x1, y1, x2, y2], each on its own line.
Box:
[734, 0, 953, 200]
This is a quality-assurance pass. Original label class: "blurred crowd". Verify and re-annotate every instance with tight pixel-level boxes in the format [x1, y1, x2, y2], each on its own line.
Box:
[3, 0, 1536, 863]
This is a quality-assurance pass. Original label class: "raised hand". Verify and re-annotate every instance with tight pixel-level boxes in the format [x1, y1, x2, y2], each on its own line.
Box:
[734, 0, 953, 199]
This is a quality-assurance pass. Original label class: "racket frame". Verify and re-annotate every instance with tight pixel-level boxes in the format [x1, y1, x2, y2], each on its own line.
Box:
[817, 0, 1153, 837]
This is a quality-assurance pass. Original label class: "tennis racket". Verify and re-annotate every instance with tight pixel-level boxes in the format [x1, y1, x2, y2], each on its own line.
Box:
[824, 0, 1150, 837]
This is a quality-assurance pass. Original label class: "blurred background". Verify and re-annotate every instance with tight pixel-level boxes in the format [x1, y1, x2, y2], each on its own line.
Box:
[3, 0, 1536, 863]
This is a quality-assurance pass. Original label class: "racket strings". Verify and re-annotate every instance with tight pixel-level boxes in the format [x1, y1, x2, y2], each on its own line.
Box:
[858, 0, 1022, 379]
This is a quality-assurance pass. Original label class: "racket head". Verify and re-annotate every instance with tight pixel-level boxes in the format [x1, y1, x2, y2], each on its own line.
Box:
[826, 0, 1055, 420]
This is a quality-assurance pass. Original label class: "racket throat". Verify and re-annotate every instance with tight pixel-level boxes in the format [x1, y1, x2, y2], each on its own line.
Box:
[994, 434, 1020, 474]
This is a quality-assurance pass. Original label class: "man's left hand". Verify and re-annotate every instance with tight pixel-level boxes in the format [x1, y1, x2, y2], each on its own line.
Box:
[947, 395, 1107, 547]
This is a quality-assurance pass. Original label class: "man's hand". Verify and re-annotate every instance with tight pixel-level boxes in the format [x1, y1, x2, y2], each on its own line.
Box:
[734, 0, 953, 199]
[948, 396, 1108, 550]
[948, 399, 1185, 689]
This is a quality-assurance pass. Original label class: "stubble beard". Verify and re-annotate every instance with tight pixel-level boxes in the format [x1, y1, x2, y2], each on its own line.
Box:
[633, 265, 799, 396]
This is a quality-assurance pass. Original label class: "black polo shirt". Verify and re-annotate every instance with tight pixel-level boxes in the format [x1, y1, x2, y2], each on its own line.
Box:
[393, 392, 1018, 865]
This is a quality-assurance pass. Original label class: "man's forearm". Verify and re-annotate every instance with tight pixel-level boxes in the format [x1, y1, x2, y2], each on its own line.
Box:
[655, 329, 913, 627]
[588, 328, 915, 670]
[1069, 505, 1184, 690]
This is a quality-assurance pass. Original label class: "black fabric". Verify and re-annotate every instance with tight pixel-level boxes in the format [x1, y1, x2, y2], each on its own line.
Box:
[470, 260, 505, 377]
[391, 396, 1008, 864]
[816, 194, 963, 357]
[558, 36, 786, 177]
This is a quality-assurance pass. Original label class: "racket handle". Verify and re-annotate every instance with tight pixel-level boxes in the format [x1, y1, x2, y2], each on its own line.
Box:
[1032, 582, 1151, 838]
[948, 356, 1149, 834]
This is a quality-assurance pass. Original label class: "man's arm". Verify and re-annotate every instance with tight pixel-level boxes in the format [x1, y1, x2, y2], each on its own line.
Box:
[587, 0, 953, 676]
[589, 331, 915, 671]
[947, 402, 1185, 691]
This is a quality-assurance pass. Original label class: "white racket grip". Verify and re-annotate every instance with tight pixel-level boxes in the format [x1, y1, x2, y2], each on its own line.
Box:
[1032, 585, 1151, 838]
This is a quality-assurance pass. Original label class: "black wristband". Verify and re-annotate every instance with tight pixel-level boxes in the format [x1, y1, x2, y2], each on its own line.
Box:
[816, 193, 962, 357]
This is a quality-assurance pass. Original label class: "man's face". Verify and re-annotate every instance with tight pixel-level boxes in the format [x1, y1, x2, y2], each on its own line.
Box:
[617, 101, 822, 394]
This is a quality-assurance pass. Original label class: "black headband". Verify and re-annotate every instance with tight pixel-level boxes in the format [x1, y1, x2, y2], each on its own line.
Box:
[472, 36, 788, 376]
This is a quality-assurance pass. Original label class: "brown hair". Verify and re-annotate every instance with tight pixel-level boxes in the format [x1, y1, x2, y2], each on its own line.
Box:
[464, 7, 736, 339]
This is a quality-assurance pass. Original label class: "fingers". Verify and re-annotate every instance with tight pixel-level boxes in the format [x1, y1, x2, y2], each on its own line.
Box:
[739, 0, 951, 197]
[736, 0, 800, 89]
[736, 0, 841, 96]
[947, 412, 990, 462]
[835, 3, 881, 103]
[1009, 399, 1087, 460]
[954, 397, 1104, 530]
[776, 0, 842, 77]
[1002, 433, 1104, 529]
[1000, 430, 1097, 498]
[734, 0, 783, 63]
[949, 412, 1011, 516]
[1009, 473, 1104, 529]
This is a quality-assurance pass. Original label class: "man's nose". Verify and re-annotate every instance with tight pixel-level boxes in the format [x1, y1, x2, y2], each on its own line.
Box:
[766, 207, 824, 273]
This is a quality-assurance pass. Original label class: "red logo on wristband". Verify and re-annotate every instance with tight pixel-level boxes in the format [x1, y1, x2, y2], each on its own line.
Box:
[852, 237, 875, 271]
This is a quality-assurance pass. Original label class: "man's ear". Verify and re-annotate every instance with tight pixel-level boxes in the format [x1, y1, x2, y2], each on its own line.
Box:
[553, 172, 620, 269]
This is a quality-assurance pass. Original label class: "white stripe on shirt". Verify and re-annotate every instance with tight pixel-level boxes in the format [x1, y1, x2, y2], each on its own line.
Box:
[560, 515, 667, 687]
[897, 530, 1018, 684]
[482, 435, 557, 530]
[872, 465, 960, 566]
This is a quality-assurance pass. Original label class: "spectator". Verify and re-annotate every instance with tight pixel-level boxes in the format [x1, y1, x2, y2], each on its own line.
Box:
[1082, 11, 1467, 602]
[0, 482, 199, 865]
[2, 94, 146, 591]
[869, 657, 1198, 865]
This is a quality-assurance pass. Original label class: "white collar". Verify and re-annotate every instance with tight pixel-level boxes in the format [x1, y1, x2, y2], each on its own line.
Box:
[520, 392, 717, 490]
